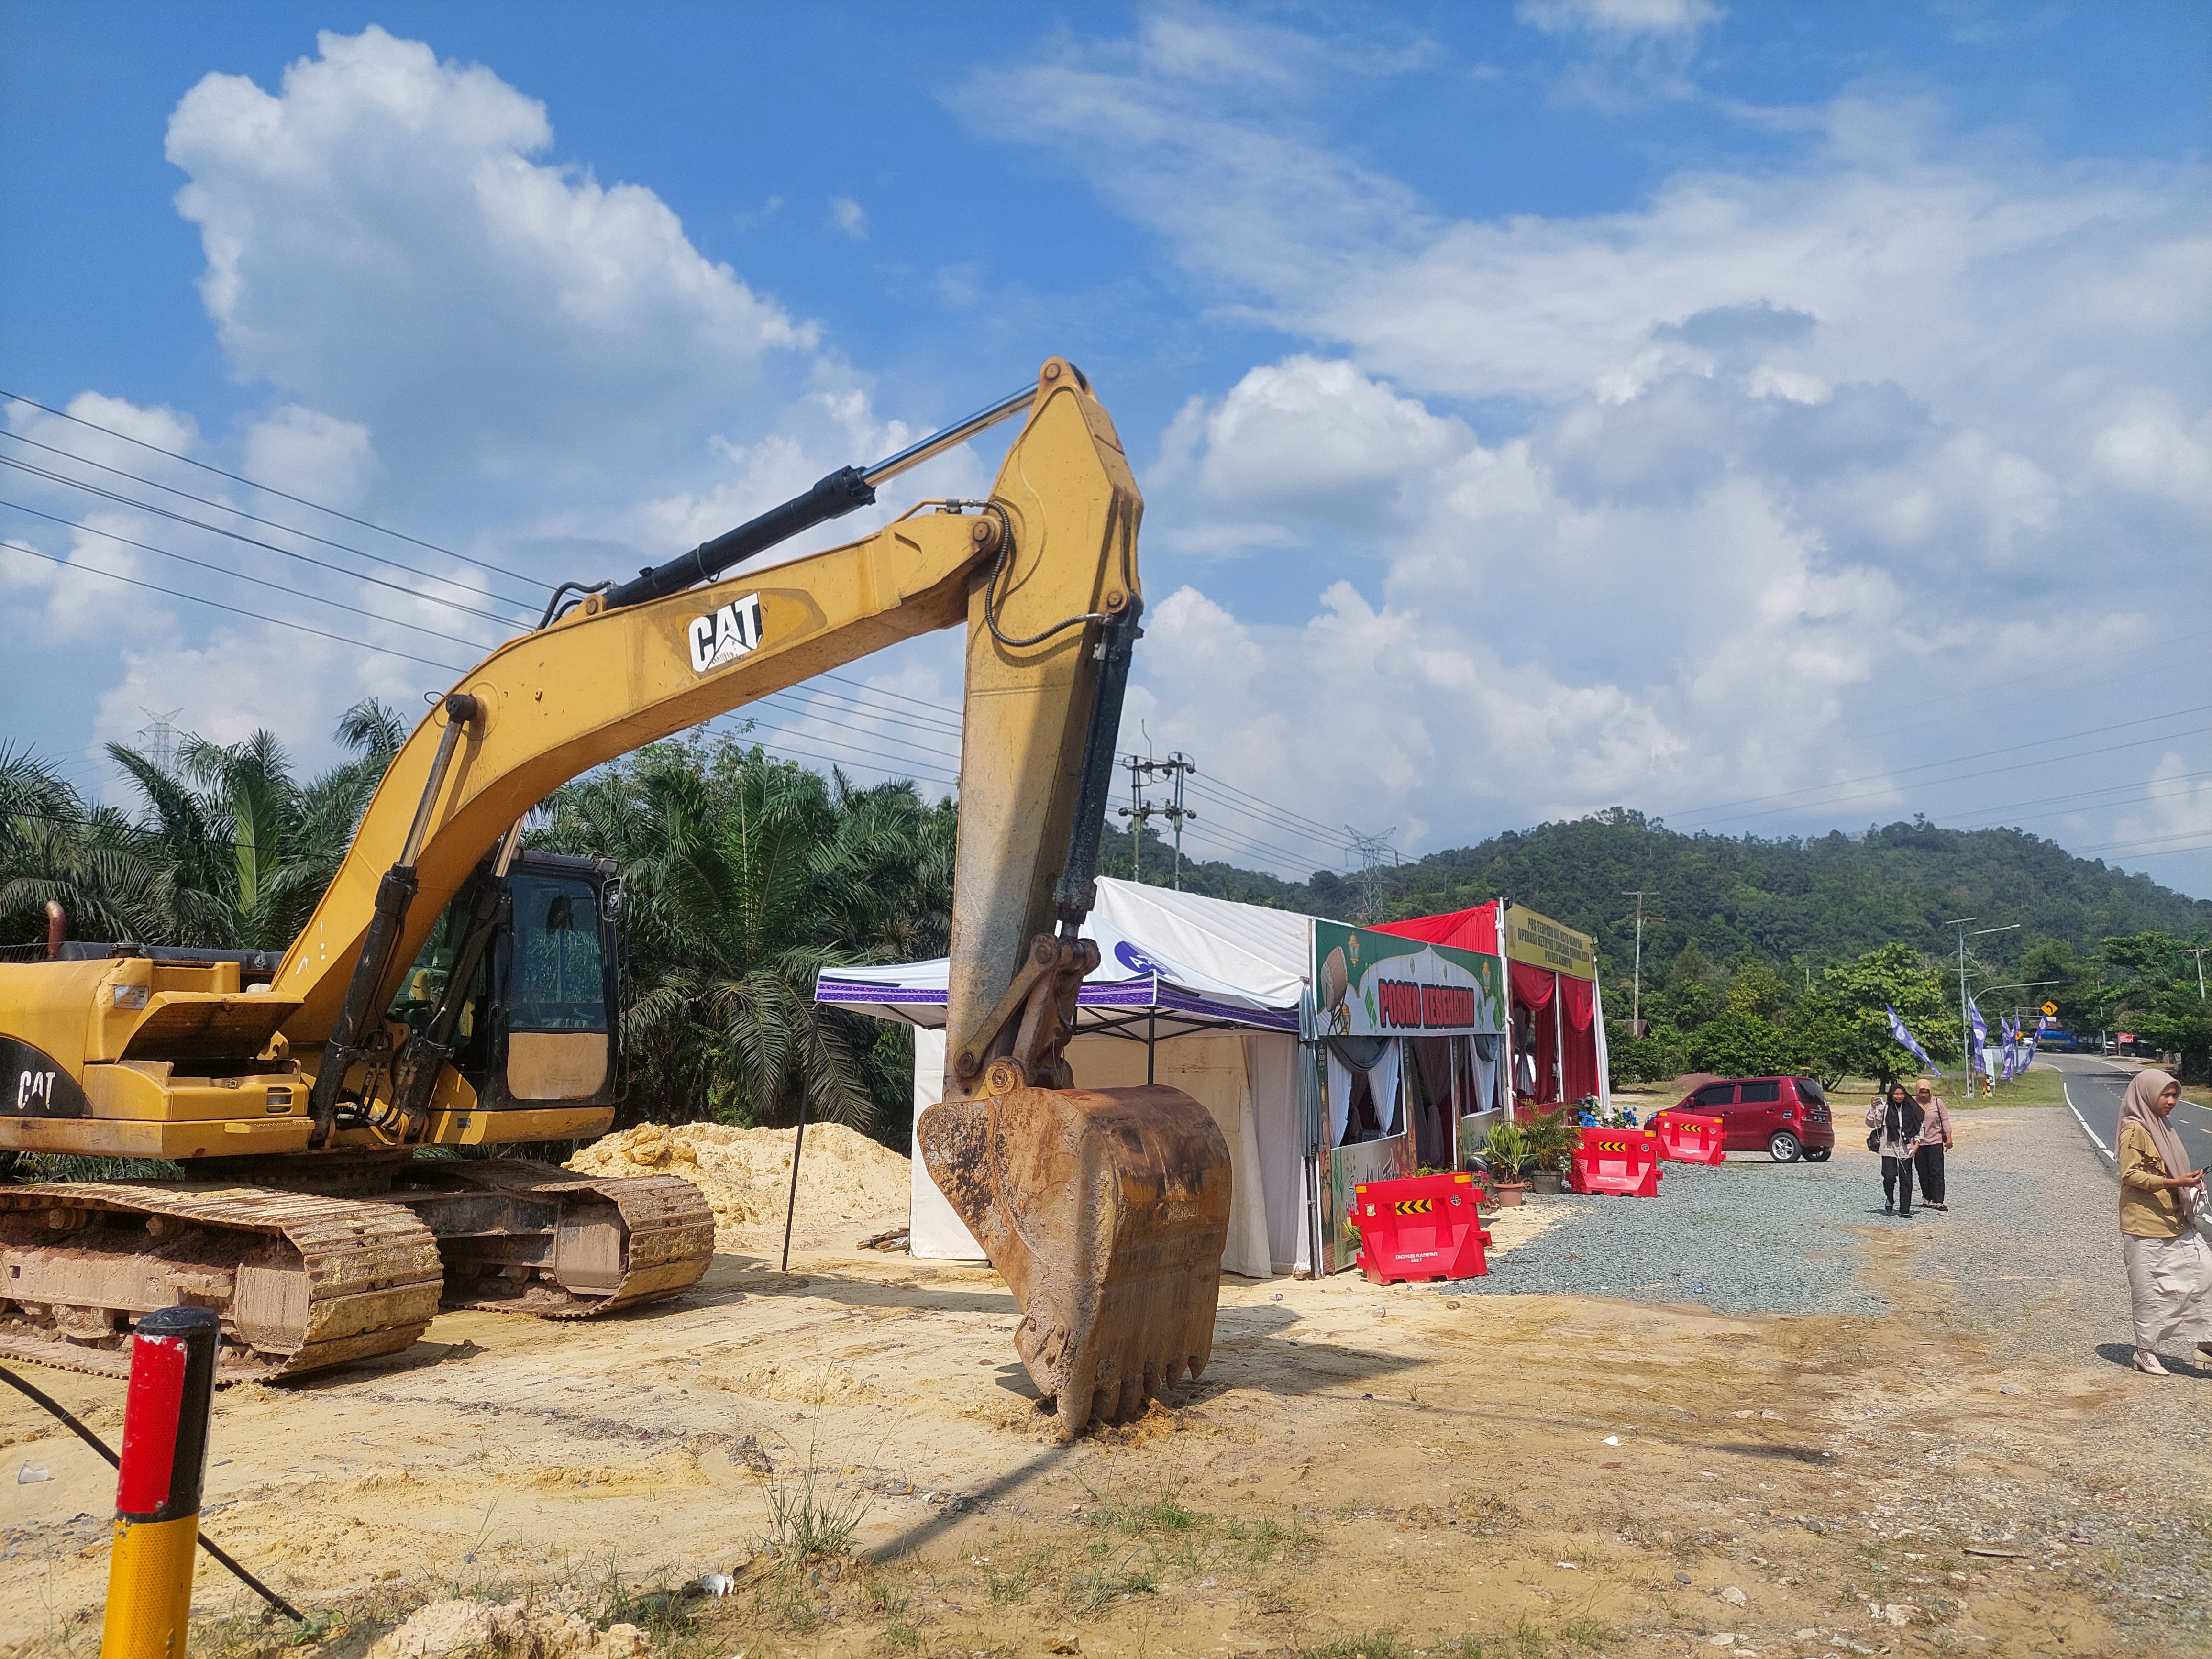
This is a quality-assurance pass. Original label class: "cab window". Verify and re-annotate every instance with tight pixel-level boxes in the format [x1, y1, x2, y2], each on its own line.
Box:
[389, 892, 483, 1040]
[508, 874, 608, 1034]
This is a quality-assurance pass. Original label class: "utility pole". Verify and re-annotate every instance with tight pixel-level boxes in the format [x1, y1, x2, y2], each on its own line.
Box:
[1621, 890, 1662, 1036]
[1158, 752, 1197, 890]
[1117, 744, 1198, 888]
[2186, 945, 2209, 1002]
[1117, 752, 1155, 883]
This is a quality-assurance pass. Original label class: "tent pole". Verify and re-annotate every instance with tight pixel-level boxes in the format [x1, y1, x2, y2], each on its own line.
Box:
[1450, 1035, 1461, 1170]
[1554, 970, 1565, 1107]
[1146, 1005, 1156, 1085]
[780, 1105, 807, 1273]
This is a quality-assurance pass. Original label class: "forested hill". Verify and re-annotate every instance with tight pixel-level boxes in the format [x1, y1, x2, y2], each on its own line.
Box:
[1101, 808, 2211, 981]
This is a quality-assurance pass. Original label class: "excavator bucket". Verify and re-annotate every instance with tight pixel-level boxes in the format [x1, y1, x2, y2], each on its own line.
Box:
[918, 1084, 1231, 1437]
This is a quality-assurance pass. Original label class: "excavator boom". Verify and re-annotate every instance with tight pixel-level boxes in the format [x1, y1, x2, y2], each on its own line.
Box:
[1, 360, 1229, 1426]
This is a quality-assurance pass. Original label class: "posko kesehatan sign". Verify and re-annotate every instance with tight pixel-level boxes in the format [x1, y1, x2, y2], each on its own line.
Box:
[1312, 921, 1506, 1038]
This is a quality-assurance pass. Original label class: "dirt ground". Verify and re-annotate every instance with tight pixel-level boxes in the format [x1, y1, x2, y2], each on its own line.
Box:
[2, 1104, 2205, 1659]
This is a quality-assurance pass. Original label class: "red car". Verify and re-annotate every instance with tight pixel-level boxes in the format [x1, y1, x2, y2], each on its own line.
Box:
[1654, 1075, 1835, 1163]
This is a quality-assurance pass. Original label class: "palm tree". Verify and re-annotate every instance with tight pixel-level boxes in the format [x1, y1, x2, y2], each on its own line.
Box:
[105, 699, 407, 949]
[0, 746, 168, 949]
[536, 730, 955, 1132]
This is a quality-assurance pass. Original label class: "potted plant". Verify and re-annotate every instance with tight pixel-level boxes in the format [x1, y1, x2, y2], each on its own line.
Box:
[1482, 1122, 1533, 1207]
[1523, 1108, 1575, 1195]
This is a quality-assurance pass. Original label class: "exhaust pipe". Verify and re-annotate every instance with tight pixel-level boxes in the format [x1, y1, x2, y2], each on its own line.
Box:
[45, 900, 65, 961]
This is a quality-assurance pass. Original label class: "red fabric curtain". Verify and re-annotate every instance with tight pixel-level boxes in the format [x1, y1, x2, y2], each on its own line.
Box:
[1510, 961, 1556, 1010]
[1561, 1017, 1599, 1103]
[1559, 973, 1593, 1033]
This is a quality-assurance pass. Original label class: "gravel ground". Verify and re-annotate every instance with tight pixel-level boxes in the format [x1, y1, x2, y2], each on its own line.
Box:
[1435, 1154, 1893, 1316]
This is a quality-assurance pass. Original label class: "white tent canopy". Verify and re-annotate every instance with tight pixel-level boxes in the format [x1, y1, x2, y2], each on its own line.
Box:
[815, 877, 1308, 1038]
[818, 879, 1321, 1275]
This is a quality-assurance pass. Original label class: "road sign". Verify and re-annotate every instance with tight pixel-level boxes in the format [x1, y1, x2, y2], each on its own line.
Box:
[2041, 1000, 2059, 1017]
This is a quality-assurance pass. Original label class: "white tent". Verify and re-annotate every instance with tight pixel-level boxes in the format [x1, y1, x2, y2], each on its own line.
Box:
[816, 878, 1316, 1277]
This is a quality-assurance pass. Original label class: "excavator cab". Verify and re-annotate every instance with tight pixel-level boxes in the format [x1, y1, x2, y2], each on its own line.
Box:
[388, 852, 624, 1114]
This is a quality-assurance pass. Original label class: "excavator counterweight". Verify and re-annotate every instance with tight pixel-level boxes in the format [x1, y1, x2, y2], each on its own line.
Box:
[1, 359, 1229, 1428]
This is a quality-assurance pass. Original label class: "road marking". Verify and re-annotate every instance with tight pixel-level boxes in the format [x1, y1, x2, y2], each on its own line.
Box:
[2060, 1076, 2116, 1168]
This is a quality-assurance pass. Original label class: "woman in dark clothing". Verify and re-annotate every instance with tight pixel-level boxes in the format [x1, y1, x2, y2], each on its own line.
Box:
[1863, 1082, 1926, 1217]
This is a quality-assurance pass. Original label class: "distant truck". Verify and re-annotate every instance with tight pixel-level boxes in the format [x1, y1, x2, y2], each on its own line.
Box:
[2038, 1028, 2079, 1052]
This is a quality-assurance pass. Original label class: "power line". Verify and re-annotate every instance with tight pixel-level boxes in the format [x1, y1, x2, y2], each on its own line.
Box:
[0, 434, 543, 616]
[0, 387, 548, 592]
[758, 686, 965, 748]
[0, 506, 494, 652]
[0, 480, 524, 630]
[1, 540, 467, 674]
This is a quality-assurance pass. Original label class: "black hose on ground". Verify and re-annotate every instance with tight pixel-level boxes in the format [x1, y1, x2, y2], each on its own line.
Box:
[0, 1363, 308, 1623]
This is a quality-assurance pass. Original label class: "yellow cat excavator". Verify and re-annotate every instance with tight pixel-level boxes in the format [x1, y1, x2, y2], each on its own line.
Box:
[0, 359, 1230, 1436]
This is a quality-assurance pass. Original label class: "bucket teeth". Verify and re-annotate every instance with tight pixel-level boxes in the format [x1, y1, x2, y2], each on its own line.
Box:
[918, 1084, 1231, 1437]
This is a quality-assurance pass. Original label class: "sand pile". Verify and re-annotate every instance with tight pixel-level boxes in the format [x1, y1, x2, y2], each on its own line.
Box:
[367, 1601, 644, 1659]
[564, 1119, 910, 1247]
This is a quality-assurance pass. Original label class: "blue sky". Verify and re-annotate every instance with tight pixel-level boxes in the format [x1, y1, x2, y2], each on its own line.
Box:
[3, 0, 2208, 899]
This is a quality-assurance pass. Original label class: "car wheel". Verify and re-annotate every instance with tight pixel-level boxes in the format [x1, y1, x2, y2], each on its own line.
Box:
[1768, 1131, 1803, 1163]
[1803, 1147, 1831, 1163]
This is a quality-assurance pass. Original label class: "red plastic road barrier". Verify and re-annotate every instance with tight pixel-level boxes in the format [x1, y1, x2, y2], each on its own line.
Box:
[1570, 1127, 1662, 1197]
[1651, 1112, 1726, 1164]
[1353, 1171, 1491, 1283]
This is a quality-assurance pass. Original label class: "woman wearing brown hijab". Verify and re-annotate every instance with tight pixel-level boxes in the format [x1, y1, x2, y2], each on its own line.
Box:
[2116, 1068, 2212, 1375]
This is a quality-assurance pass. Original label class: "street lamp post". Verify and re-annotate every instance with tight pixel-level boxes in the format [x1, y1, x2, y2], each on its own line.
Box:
[1944, 918, 2019, 1096]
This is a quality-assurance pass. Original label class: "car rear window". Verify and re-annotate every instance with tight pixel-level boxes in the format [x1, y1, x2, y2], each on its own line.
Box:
[1739, 1081, 1781, 1104]
[1794, 1077, 1828, 1106]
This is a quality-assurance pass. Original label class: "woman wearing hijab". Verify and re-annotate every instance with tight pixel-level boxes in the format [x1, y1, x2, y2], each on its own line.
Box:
[2117, 1068, 2212, 1375]
[1864, 1081, 1925, 1217]
[1914, 1080, 1954, 1212]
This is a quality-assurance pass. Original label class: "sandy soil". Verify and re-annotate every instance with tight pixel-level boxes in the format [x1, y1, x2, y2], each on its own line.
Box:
[2, 1108, 2203, 1659]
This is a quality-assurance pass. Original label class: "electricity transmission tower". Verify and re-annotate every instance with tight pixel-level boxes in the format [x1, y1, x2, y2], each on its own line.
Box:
[136, 707, 184, 772]
[1344, 826, 1398, 923]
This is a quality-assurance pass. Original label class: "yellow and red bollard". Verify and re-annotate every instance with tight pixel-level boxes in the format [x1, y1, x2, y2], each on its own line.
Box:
[101, 1305, 220, 1659]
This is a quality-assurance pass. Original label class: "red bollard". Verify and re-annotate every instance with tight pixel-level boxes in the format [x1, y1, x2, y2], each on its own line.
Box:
[102, 1305, 221, 1659]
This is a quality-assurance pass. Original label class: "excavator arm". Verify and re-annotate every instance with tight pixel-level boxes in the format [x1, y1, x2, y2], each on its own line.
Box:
[274, 357, 1230, 1429]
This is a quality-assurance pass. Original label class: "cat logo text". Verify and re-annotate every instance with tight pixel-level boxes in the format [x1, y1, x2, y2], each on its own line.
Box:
[686, 594, 765, 675]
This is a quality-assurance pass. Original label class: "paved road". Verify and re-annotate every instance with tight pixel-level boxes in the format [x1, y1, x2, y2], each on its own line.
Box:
[2049, 1051, 2212, 1177]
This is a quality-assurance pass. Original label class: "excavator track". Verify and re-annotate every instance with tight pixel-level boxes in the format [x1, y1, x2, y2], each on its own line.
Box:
[390, 1160, 715, 1317]
[0, 1182, 444, 1382]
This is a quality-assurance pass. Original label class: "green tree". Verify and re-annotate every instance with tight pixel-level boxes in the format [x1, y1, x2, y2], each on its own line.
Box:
[1692, 1009, 1802, 1078]
[1651, 940, 1725, 1031]
[1791, 943, 1960, 1092]
[1725, 958, 1792, 1021]
[2098, 932, 2212, 1082]
[0, 746, 169, 948]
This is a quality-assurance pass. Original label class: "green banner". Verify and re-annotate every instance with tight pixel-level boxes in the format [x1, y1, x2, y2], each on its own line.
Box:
[1312, 922, 1505, 1039]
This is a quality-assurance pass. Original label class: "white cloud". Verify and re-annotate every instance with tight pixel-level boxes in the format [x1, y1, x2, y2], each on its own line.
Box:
[968, 16, 2211, 876]
[1518, 0, 1723, 42]
[165, 27, 814, 481]
[829, 196, 867, 239]
[242, 406, 380, 511]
